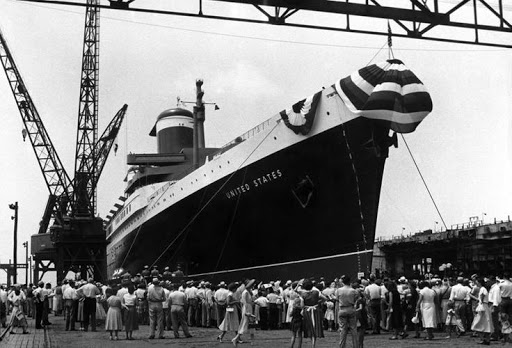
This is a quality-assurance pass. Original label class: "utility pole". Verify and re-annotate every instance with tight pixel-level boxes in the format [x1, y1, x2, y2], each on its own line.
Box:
[23, 241, 28, 285]
[29, 256, 32, 284]
[9, 201, 18, 284]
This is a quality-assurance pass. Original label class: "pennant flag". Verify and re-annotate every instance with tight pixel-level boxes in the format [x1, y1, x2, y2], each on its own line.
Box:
[334, 59, 433, 133]
[280, 91, 322, 135]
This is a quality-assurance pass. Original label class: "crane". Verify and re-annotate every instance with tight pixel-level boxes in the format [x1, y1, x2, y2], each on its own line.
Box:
[74, 0, 100, 217]
[0, 4, 127, 281]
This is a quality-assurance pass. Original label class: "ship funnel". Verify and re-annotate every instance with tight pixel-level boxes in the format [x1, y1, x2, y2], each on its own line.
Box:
[149, 108, 193, 154]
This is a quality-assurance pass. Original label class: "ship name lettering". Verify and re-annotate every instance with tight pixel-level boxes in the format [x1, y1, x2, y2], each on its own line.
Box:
[225, 169, 283, 199]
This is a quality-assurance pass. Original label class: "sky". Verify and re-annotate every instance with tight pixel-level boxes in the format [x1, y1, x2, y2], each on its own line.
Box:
[0, 0, 511, 284]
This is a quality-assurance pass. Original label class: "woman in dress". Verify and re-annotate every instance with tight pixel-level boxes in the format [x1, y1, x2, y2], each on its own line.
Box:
[217, 282, 242, 342]
[404, 281, 421, 338]
[105, 287, 123, 340]
[233, 279, 257, 346]
[439, 278, 452, 327]
[299, 279, 325, 348]
[416, 280, 437, 340]
[122, 285, 139, 340]
[76, 281, 86, 331]
[471, 277, 493, 345]
[95, 286, 107, 325]
[8, 286, 29, 334]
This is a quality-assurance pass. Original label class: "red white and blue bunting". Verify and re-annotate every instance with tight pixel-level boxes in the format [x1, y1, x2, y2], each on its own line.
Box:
[334, 59, 433, 133]
[280, 91, 322, 135]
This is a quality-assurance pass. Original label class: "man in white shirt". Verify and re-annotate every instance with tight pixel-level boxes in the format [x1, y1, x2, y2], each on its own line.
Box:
[63, 280, 78, 331]
[76, 278, 100, 332]
[449, 277, 470, 335]
[162, 283, 171, 330]
[184, 281, 199, 327]
[364, 277, 382, 334]
[489, 276, 502, 340]
[214, 282, 229, 326]
[168, 283, 192, 338]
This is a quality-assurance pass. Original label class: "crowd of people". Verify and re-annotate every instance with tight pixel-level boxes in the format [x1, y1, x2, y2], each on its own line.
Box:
[2, 266, 512, 347]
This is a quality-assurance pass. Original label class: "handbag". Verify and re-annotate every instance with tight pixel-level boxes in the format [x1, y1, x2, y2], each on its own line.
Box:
[411, 312, 420, 324]
[475, 303, 485, 312]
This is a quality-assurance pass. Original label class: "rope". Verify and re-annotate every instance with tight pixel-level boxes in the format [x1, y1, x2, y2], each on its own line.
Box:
[365, 41, 387, 67]
[336, 98, 370, 274]
[400, 134, 448, 230]
[149, 120, 281, 267]
[214, 166, 248, 271]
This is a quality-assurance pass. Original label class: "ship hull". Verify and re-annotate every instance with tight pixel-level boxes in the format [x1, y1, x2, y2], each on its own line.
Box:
[107, 115, 388, 282]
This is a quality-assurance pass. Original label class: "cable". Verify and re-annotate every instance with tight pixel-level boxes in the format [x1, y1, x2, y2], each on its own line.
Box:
[213, 166, 247, 271]
[400, 133, 448, 230]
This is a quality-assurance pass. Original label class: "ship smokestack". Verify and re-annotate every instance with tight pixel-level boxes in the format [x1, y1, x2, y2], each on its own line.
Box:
[150, 108, 193, 154]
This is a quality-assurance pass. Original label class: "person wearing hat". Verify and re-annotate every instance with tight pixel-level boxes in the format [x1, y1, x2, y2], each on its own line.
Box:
[232, 279, 257, 346]
[7, 285, 29, 334]
[449, 276, 470, 335]
[151, 266, 160, 279]
[214, 282, 229, 326]
[199, 282, 213, 328]
[163, 267, 172, 282]
[147, 278, 166, 339]
[33, 281, 46, 329]
[217, 282, 241, 343]
[141, 266, 151, 284]
[173, 264, 184, 279]
[76, 278, 100, 332]
[63, 280, 78, 331]
[185, 281, 199, 327]
[168, 283, 193, 338]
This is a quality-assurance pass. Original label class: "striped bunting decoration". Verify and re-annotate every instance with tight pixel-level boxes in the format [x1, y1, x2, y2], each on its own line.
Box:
[334, 59, 433, 133]
[280, 91, 322, 135]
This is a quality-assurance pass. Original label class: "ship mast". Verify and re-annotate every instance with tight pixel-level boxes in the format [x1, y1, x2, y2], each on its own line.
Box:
[192, 79, 205, 169]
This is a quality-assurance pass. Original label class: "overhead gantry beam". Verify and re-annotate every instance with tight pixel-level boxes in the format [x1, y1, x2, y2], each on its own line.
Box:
[16, 0, 512, 48]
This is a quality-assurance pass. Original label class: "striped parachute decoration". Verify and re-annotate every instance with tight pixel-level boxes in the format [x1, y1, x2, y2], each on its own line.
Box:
[335, 59, 433, 133]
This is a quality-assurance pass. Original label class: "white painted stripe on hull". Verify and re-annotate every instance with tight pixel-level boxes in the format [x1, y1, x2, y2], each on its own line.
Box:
[189, 249, 373, 277]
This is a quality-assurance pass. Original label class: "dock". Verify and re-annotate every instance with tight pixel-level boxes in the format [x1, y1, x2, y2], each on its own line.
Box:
[0, 312, 497, 347]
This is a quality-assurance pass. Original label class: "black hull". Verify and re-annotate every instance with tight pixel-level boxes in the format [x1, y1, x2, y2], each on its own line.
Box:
[107, 116, 388, 282]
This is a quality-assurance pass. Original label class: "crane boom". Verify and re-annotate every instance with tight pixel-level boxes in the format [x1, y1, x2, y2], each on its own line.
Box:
[74, 0, 100, 217]
[91, 104, 128, 193]
[0, 27, 73, 217]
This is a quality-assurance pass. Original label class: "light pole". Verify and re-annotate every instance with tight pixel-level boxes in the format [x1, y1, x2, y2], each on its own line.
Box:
[23, 241, 28, 285]
[482, 212, 486, 224]
[9, 202, 18, 285]
[29, 256, 32, 284]
[435, 221, 439, 232]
